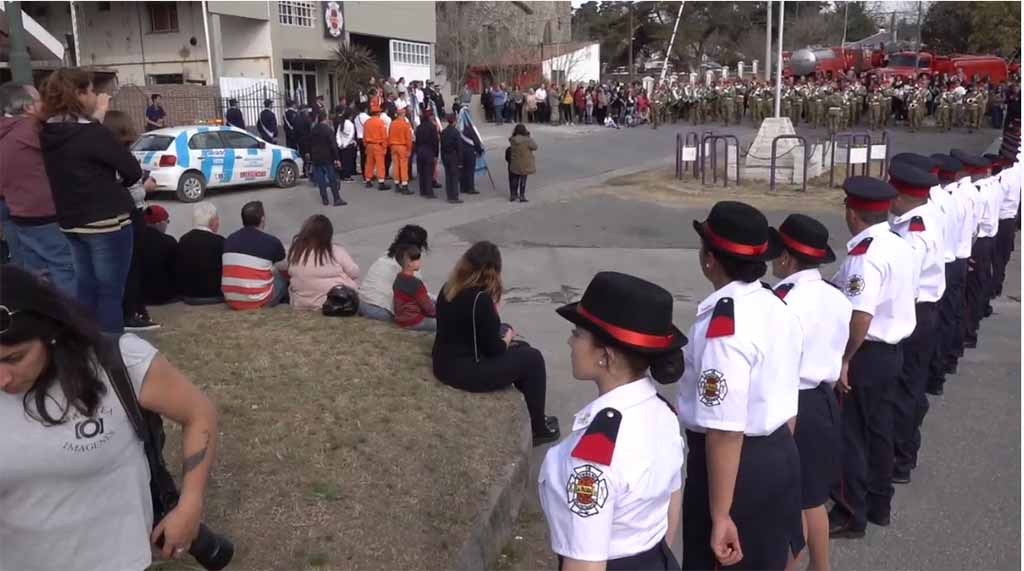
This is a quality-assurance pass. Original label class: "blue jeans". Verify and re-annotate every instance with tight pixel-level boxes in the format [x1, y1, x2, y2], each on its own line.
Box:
[9, 221, 77, 297]
[66, 225, 134, 333]
[312, 163, 340, 203]
[494, 103, 505, 124]
[266, 271, 288, 308]
[358, 302, 394, 321]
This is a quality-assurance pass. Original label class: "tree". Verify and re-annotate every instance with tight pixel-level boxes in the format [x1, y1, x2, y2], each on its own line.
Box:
[333, 43, 380, 100]
[969, 1, 1021, 56]
[921, 2, 974, 53]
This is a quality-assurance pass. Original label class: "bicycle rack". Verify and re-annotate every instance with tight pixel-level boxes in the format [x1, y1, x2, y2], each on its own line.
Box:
[700, 134, 741, 187]
[829, 131, 873, 188]
[769, 135, 809, 193]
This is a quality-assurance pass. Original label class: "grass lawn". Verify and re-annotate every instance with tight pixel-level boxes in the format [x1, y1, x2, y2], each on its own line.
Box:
[143, 304, 524, 571]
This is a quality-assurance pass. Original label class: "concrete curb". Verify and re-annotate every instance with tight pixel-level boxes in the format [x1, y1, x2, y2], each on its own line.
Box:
[451, 402, 532, 571]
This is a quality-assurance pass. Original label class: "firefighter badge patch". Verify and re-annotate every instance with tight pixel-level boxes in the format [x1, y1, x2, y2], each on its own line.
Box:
[566, 464, 609, 518]
[698, 369, 728, 406]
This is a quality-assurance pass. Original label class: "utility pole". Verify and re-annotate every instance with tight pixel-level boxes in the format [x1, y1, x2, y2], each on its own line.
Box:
[628, 2, 634, 84]
[773, 0, 784, 117]
[765, 1, 772, 81]
[913, 1, 923, 73]
[6, 1, 33, 84]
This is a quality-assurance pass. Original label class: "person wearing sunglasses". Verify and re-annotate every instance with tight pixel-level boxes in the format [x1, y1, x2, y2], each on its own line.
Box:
[0, 266, 219, 571]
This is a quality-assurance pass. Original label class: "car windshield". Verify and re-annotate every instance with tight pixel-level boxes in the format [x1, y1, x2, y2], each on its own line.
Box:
[132, 135, 174, 151]
[888, 54, 931, 68]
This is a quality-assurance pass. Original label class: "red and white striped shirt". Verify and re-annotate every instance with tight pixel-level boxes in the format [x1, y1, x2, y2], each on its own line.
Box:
[222, 252, 275, 310]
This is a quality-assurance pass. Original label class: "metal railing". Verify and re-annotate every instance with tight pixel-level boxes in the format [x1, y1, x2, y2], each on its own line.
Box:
[828, 131, 872, 188]
[769, 135, 809, 193]
[700, 133, 740, 187]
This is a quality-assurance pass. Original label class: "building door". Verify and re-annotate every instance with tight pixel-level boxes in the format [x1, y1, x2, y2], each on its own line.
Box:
[284, 60, 318, 107]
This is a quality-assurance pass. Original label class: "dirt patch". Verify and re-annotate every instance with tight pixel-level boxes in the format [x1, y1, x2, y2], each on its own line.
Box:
[492, 500, 553, 571]
[600, 165, 849, 213]
[143, 304, 523, 571]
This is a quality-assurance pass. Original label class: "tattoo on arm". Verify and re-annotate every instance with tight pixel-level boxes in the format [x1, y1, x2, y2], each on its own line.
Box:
[183, 431, 210, 474]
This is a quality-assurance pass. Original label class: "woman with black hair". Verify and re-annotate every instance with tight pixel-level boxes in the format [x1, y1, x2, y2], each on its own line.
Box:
[508, 123, 537, 203]
[0, 266, 219, 570]
[539, 271, 686, 570]
[358, 225, 430, 322]
[677, 201, 805, 570]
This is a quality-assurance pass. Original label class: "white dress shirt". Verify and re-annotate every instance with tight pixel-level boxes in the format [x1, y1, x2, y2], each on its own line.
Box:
[928, 184, 957, 262]
[677, 280, 803, 436]
[539, 377, 683, 562]
[949, 179, 979, 258]
[976, 177, 1003, 238]
[775, 269, 852, 390]
[354, 112, 369, 139]
[998, 164, 1022, 220]
[336, 119, 355, 149]
[831, 222, 917, 344]
[890, 202, 947, 302]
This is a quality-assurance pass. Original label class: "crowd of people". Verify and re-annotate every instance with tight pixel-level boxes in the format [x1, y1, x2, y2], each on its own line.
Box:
[477, 80, 659, 129]
[1, 63, 1022, 571]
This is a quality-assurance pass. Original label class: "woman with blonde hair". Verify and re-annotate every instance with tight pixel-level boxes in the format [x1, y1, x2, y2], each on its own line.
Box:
[431, 241, 559, 446]
[286, 215, 360, 310]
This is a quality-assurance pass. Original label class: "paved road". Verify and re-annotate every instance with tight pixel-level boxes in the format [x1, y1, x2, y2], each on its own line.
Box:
[154, 120, 1019, 570]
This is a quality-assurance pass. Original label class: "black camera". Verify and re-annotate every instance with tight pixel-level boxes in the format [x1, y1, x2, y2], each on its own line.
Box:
[155, 520, 233, 570]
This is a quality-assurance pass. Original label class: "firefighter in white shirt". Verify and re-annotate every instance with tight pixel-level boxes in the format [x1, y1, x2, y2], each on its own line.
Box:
[886, 162, 946, 485]
[768, 214, 852, 571]
[541, 271, 687, 571]
[828, 177, 917, 538]
[678, 201, 805, 570]
[988, 152, 1021, 300]
[926, 154, 971, 395]
[951, 149, 996, 351]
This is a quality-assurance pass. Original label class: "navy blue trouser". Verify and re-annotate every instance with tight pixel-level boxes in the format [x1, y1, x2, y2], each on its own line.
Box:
[893, 302, 936, 477]
[964, 237, 995, 345]
[832, 341, 901, 527]
[931, 259, 967, 390]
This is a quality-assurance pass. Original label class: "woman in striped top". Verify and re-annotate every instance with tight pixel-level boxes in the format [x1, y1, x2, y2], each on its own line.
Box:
[39, 69, 143, 333]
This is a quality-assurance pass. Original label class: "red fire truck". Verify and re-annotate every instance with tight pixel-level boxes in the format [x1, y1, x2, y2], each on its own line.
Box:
[870, 51, 1009, 83]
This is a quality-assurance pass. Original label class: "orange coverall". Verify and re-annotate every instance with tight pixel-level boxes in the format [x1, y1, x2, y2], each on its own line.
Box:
[362, 115, 388, 182]
[388, 117, 413, 184]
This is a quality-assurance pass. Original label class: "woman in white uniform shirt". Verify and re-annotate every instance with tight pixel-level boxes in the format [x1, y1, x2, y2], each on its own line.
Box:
[540, 271, 687, 570]
[678, 201, 805, 570]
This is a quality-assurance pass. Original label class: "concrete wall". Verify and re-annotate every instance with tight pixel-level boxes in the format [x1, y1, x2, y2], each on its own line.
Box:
[344, 1, 436, 44]
[206, 1, 269, 20]
[220, 14, 274, 78]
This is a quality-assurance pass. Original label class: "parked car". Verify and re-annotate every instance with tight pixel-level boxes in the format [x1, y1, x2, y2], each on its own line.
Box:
[131, 125, 302, 202]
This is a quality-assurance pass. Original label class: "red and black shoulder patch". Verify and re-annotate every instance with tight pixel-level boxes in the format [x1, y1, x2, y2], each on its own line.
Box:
[909, 216, 926, 232]
[571, 407, 622, 466]
[774, 283, 795, 300]
[706, 297, 735, 338]
[848, 237, 874, 256]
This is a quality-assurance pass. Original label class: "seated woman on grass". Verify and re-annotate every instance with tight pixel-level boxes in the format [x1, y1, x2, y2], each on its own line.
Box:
[287, 215, 360, 310]
[431, 241, 560, 446]
[358, 225, 430, 322]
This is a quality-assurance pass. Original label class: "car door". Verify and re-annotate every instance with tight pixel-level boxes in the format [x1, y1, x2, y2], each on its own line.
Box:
[220, 130, 272, 184]
[188, 131, 229, 187]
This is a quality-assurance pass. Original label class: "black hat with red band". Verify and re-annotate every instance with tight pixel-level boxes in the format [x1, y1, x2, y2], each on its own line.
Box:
[768, 214, 836, 264]
[842, 176, 898, 212]
[556, 271, 687, 360]
[929, 153, 963, 180]
[951, 149, 990, 174]
[890, 153, 938, 176]
[888, 161, 938, 199]
[692, 201, 773, 261]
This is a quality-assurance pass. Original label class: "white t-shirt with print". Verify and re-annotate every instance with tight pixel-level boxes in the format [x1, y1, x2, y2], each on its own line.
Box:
[0, 334, 158, 571]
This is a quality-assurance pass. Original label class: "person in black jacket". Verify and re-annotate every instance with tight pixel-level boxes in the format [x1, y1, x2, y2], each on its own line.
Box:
[138, 205, 179, 306]
[309, 111, 346, 206]
[176, 201, 225, 304]
[432, 241, 560, 446]
[258, 98, 278, 142]
[414, 108, 440, 198]
[293, 106, 313, 178]
[225, 98, 245, 130]
[284, 99, 298, 150]
[440, 114, 463, 203]
[39, 68, 142, 333]
[458, 107, 484, 195]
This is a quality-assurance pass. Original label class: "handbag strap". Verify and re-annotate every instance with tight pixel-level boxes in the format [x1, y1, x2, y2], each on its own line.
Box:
[102, 336, 160, 463]
[472, 290, 483, 364]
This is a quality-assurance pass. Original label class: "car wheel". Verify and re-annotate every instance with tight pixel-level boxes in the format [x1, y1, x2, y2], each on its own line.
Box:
[176, 172, 207, 202]
[276, 161, 298, 188]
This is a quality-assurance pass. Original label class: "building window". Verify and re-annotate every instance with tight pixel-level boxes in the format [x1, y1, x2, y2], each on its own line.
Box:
[279, 1, 316, 28]
[149, 73, 184, 85]
[148, 2, 179, 33]
[391, 40, 431, 67]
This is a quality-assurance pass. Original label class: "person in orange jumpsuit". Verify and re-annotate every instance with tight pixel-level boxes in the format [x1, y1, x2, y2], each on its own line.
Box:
[388, 108, 414, 194]
[369, 88, 383, 114]
[362, 109, 390, 190]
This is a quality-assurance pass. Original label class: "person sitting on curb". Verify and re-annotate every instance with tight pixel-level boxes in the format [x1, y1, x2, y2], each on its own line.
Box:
[222, 201, 288, 310]
[358, 225, 430, 322]
[392, 244, 436, 332]
[138, 205, 179, 307]
[176, 201, 225, 305]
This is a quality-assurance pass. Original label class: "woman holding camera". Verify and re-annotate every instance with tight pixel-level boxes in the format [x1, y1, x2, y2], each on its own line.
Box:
[0, 266, 219, 570]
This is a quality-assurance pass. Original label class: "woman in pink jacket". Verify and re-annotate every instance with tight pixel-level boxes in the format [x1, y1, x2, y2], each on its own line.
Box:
[286, 215, 360, 310]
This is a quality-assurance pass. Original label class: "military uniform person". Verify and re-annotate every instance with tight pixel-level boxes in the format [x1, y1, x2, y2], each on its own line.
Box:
[789, 84, 803, 127]
[907, 85, 928, 131]
[991, 152, 1022, 300]
[936, 87, 954, 131]
[768, 214, 851, 571]
[750, 83, 764, 125]
[964, 87, 981, 132]
[829, 177, 917, 538]
[811, 84, 827, 129]
[826, 89, 844, 135]
[780, 87, 793, 126]
[881, 82, 896, 128]
[733, 82, 747, 125]
[541, 272, 687, 571]
[886, 163, 947, 485]
[679, 201, 805, 570]
[721, 82, 736, 126]
[867, 86, 884, 130]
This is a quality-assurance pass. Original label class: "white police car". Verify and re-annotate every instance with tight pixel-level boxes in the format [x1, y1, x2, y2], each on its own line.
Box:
[131, 125, 303, 202]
